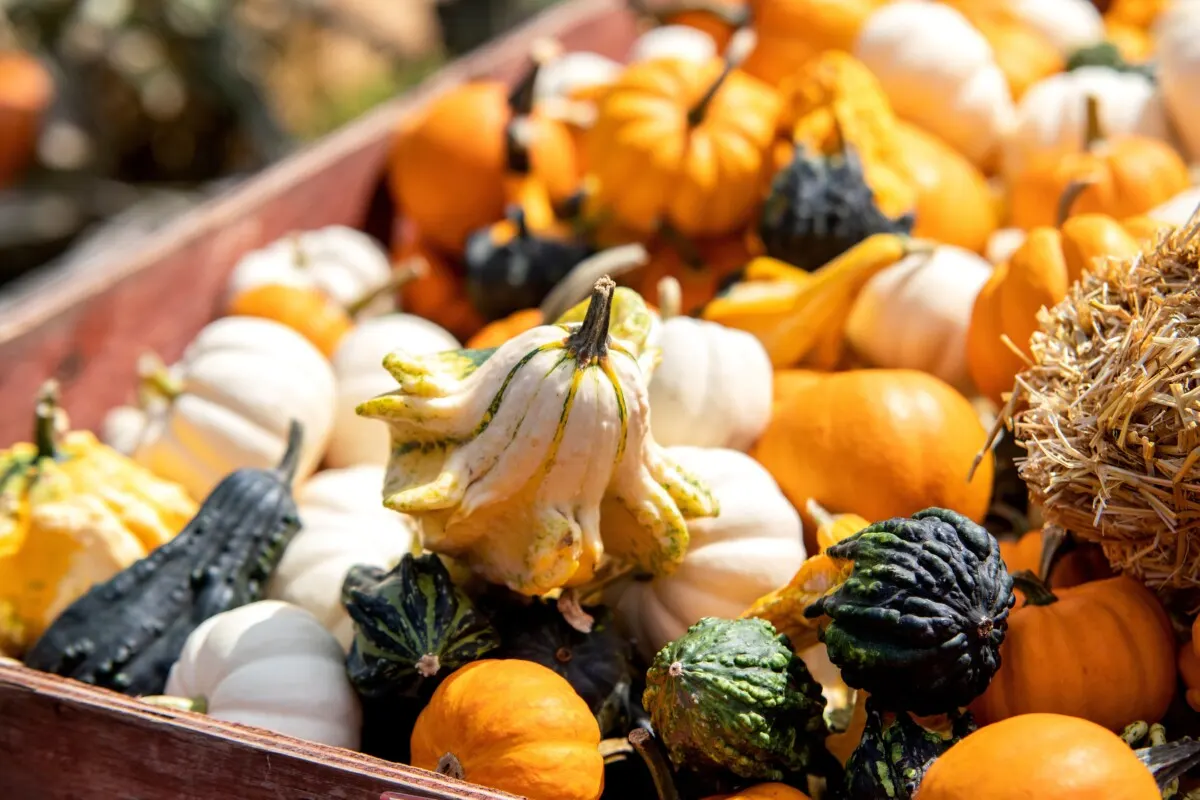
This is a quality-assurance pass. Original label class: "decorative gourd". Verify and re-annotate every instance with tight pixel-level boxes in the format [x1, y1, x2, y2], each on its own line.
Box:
[741, 549, 854, 655]
[0, 383, 196, 653]
[1005, 0, 1105, 57]
[344, 553, 500, 700]
[225, 283, 353, 358]
[392, 226, 485, 343]
[110, 316, 336, 501]
[327, 313, 459, 468]
[644, 617, 832, 780]
[941, 0, 1063, 102]
[810, 502, 868, 554]
[158, 600, 361, 748]
[585, 57, 779, 238]
[265, 465, 417, 649]
[706, 785, 810, 800]
[807, 509, 1015, 715]
[1155, 1, 1200, 160]
[752, 369, 994, 526]
[740, 0, 885, 87]
[844, 244, 994, 389]
[853, 1, 1015, 169]
[0, 51, 53, 190]
[24, 423, 305, 695]
[844, 702, 976, 800]
[970, 572, 1175, 731]
[613, 446, 806, 660]
[357, 278, 717, 595]
[410, 659, 604, 800]
[628, 24, 719, 64]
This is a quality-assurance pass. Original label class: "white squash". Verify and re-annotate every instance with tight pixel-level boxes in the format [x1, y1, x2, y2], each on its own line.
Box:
[1155, 1, 1200, 161]
[267, 465, 418, 649]
[1147, 186, 1200, 227]
[224, 226, 394, 316]
[845, 244, 994, 389]
[1009, 0, 1104, 57]
[854, 1, 1015, 168]
[628, 25, 717, 64]
[1000, 66, 1172, 181]
[612, 446, 805, 661]
[647, 278, 772, 451]
[533, 51, 622, 106]
[110, 316, 336, 500]
[328, 314, 459, 468]
[163, 601, 361, 749]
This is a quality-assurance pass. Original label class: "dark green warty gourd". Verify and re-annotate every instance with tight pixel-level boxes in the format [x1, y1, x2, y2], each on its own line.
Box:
[806, 508, 1015, 715]
[643, 616, 831, 782]
[845, 699, 976, 800]
[24, 421, 305, 696]
[344, 553, 500, 700]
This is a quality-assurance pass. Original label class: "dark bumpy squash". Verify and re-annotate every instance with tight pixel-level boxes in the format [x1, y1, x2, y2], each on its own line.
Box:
[845, 700, 976, 800]
[495, 599, 633, 735]
[643, 617, 832, 782]
[806, 508, 1015, 715]
[758, 143, 914, 273]
[24, 422, 305, 695]
[344, 553, 500, 700]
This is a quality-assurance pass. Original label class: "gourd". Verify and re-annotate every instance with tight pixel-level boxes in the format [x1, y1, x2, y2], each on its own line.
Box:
[344, 553, 500, 700]
[970, 573, 1176, 731]
[740, 0, 885, 87]
[941, 0, 1063, 103]
[613, 446, 806, 660]
[853, 1, 1015, 169]
[327, 313, 459, 468]
[265, 465, 417, 649]
[844, 244, 993, 389]
[158, 600, 361, 749]
[1155, 1, 1200, 160]
[1007, 0, 1105, 57]
[628, 24, 719, 64]
[997, 529, 1115, 588]
[806, 509, 1015, 715]
[0, 51, 53, 190]
[109, 316, 336, 501]
[844, 702, 975, 800]
[752, 369, 994, 526]
[707, 786, 810, 800]
[357, 277, 718, 595]
[24, 423, 305, 695]
[409, 659, 604, 800]
[226, 282, 355, 360]
[585, 57, 779, 238]
[645, 280, 773, 450]
[0, 382, 196, 653]
[643, 617, 832, 781]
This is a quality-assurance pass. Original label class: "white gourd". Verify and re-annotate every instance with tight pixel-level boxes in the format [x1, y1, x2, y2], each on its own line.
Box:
[628, 25, 717, 64]
[612, 446, 805, 661]
[1156, 1, 1200, 161]
[267, 465, 418, 650]
[1009, 0, 1104, 57]
[163, 601, 361, 749]
[533, 51, 622, 106]
[328, 314, 459, 468]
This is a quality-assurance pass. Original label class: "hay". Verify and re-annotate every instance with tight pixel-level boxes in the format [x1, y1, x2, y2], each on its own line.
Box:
[1008, 209, 1200, 590]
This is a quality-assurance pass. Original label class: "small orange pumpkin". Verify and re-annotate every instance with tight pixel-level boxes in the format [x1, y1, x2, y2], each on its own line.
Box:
[0, 51, 53, 190]
[226, 283, 353, 357]
[740, 0, 885, 88]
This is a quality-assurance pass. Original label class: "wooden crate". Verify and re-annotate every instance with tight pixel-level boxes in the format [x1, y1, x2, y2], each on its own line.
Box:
[0, 0, 639, 796]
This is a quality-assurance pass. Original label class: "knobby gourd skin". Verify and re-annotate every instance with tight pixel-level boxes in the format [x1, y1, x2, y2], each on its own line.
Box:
[358, 278, 717, 596]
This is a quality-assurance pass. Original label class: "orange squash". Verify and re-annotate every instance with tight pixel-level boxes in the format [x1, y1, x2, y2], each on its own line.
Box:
[943, 0, 1063, 100]
[971, 574, 1176, 731]
[410, 660, 604, 800]
[226, 283, 353, 358]
[392, 228, 484, 342]
[706, 785, 811, 800]
[918, 713, 1161, 799]
[0, 51, 53, 190]
[740, 0, 885, 88]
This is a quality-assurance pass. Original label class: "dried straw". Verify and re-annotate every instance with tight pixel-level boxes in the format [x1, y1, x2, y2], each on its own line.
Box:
[1008, 208, 1200, 590]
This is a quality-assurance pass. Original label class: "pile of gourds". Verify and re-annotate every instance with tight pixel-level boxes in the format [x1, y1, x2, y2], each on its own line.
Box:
[10, 0, 1200, 798]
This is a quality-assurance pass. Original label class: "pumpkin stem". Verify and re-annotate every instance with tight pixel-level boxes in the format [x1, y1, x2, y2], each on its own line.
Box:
[657, 276, 682, 320]
[343, 266, 420, 320]
[565, 276, 616, 362]
[435, 752, 466, 780]
[1055, 179, 1096, 227]
[32, 380, 62, 461]
[1037, 524, 1072, 588]
[557, 588, 595, 633]
[628, 728, 682, 800]
[274, 420, 304, 485]
[1082, 94, 1104, 152]
[1011, 569, 1058, 607]
[136, 351, 184, 404]
[141, 694, 208, 714]
[687, 60, 735, 128]
[539, 243, 648, 321]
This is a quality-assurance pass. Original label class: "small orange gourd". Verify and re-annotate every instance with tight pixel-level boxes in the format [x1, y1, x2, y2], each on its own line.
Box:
[740, 0, 885, 88]
[226, 284, 353, 358]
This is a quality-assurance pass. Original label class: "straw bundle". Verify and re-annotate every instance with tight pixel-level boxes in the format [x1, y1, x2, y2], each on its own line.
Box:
[1009, 210, 1200, 590]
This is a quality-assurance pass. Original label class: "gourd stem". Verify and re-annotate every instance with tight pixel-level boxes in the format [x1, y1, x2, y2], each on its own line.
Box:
[32, 380, 61, 461]
[142, 695, 208, 714]
[628, 728, 681, 800]
[687, 61, 735, 128]
[1037, 524, 1071, 589]
[137, 352, 184, 403]
[565, 276, 616, 362]
[657, 276, 682, 320]
[435, 752, 466, 780]
[1083, 94, 1103, 152]
[343, 265, 421, 319]
[275, 420, 304, 485]
[1055, 179, 1096, 227]
[1011, 569, 1058, 607]
[538, 243, 648, 321]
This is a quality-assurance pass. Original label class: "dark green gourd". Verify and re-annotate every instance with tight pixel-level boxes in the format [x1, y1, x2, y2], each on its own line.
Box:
[806, 508, 1015, 715]
[344, 553, 500, 700]
[643, 617, 831, 782]
[758, 143, 914, 272]
[24, 421, 305, 695]
[845, 700, 976, 800]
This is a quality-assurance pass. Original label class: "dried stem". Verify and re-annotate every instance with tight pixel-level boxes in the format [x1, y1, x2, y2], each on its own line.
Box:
[628, 728, 681, 800]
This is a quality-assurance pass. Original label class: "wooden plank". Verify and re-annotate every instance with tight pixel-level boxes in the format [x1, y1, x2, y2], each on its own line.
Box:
[0, 0, 639, 446]
[0, 661, 521, 800]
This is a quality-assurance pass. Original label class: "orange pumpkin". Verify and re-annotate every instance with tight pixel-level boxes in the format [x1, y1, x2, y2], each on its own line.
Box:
[1105, 19, 1155, 62]
[752, 369, 994, 525]
[0, 51, 53, 190]
[998, 529, 1117, 588]
[1105, 0, 1168, 29]
[740, 0, 885, 87]
[918, 713, 1161, 799]
[706, 785, 811, 800]
[971, 574, 1176, 731]
[226, 283, 353, 357]
[944, 0, 1063, 100]
[585, 58, 779, 238]
[392, 228, 484, 342]
[410, 660, 604, 800]
[466, 308, 545, 349]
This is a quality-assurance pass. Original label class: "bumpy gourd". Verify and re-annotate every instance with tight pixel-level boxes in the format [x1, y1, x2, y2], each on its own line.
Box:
[806, 508, 1015, 715]
[24, 423, 306, 695]
[358, 277, 718, 595]
[643, 617, 831, 781]
[344, 553, 500, 700]
[844, 701, 976, 800]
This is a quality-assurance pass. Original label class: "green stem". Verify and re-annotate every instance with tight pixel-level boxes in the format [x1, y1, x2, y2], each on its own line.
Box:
[1011, 570, 1058, 607]
[32, 380, 61, 461]
[628, 728, 681, 800]
[136, 352, 183, 404]
[565, 276, 616, 363]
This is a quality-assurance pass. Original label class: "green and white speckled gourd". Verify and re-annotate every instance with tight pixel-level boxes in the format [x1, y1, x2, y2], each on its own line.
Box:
[357, 277, 717, 595]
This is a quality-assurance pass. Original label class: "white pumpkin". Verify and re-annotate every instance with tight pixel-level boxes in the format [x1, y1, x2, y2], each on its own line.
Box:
[327, 314, 459, 468]
[647, 278, 772, 451]
[612, 446, 806, 660]
[984, 227, 1028, 266]
[224, 226, 394, 316]
[845, 244, 994, 389]
[1000, 66, 1172, 181]
[1009, 0, 1104, 57]
[628, 25, 717, 64]
[854, 1, 1015, 168]
[111, 316, 336, 500]
[267, 465, 418, 649]
[533, 51, 622, 106]
[1156, 1, 1200, 161]
[163, 600, 361, 749]
[1147, 186, 1200, 227]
